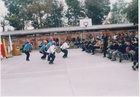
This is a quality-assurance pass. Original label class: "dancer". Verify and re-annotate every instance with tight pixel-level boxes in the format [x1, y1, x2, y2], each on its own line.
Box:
[39, 40, 48, 60]
[47, 37, 53, 61]
[60, 40, 70, 58]
[23, 40, 32, 61]
[47, 41, 56, 64]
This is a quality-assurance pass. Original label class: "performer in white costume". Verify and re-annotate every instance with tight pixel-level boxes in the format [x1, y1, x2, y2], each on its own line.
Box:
[60, 40, 70, 58]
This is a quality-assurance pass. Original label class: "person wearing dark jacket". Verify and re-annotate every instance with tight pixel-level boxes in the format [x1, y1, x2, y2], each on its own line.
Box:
[85, 40, 91, 53]
[107, 41, 118, 59]
[129, 38, 138, 61]
[102, 34, 108, 57]
[132, 47, 139, 70]
[82, 39, 88, 51]
[111, 42, 126, 61]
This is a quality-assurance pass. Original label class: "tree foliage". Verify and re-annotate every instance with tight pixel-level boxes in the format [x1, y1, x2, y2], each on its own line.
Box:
[109, 0, 129, 24]
[85, 0, 110, 25]
[44, 0, 64, 28]
[3, 0, 33, 30]
[3, 0, 64, 30]
[26, 0, 54, 29]
[123, 0, 138, 24]
[65, 0, 86, 26]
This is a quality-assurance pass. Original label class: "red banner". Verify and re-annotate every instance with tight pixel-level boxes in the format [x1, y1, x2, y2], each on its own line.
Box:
[1, 44, 6, 58]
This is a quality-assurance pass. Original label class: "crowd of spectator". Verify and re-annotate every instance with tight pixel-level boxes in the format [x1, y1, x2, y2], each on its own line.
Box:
[67, 31, 139, 71]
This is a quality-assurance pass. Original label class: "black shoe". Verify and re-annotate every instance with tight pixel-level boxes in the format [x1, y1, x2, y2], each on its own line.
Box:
[111, 59, 116, 61]
[41, 58, 44, 60]
[133, 62, 136, 66]
[132, 66, 136, 71]
[49, 62, 54, 64]
[26, 59, 30, 61]
[108, 57, 111, 59]
[119, 58, 122, 63]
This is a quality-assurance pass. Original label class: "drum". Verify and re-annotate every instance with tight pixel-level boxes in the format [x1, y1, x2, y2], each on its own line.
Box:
[70, 42, 75, 48]
[56, 46, 61, 53]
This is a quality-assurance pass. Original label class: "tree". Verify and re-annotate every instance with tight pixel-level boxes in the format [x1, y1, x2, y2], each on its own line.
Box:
[44, 0, 64, 28]
[5, 0, 64, 29]
[85, 0, 110, 25]
[123, 0, 138, 24]
[65, 0, 86, 26]
[3, 0, 33, 30]
[109, 0, 129, 24]
[26, 0, 53, 29]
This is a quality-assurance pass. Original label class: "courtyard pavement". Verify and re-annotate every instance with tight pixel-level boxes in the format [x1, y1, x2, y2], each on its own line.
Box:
[1, 49, 139, 96]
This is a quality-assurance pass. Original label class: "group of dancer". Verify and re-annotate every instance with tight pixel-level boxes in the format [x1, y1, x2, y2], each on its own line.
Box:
[23, 37, 70, 64]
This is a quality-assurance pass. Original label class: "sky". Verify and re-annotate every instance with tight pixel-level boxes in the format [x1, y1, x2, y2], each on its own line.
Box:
[110, 0, 132, 4]
[0, 0, 9, 32]
[0, 0, 132, 32]
[0, 0, 8, 17]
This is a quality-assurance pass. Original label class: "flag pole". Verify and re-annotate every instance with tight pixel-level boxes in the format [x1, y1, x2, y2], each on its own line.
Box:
[8, 33, 13, 58]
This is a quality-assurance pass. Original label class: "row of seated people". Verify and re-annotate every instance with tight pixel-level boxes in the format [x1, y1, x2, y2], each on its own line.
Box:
[107, 39, 138, 71]
[106, 40, 138, 62]
[81, 38, 103, 54]
[81, 37, 139, 70]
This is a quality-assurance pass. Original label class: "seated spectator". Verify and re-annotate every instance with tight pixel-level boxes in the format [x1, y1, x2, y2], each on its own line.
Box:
[111, 42, 126, 61]
[125, 41, 133, 59]
[85, 40, 91, 53]
[129, 38, 138, 61]
[82, 39, 88, 51]
[91, 38, 102, 54]
[107, 41, 118, 59]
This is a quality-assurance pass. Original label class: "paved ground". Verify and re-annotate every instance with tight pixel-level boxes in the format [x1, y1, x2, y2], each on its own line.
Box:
[1, 49, 139, 96]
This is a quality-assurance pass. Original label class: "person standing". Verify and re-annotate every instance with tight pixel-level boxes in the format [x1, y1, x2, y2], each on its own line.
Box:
[132, 47, 139, 70]
[61, 40, 70, 58]
[23, 40, 32, 61]
[47, 41, 56, 64]
[102, 33, 108, 57]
